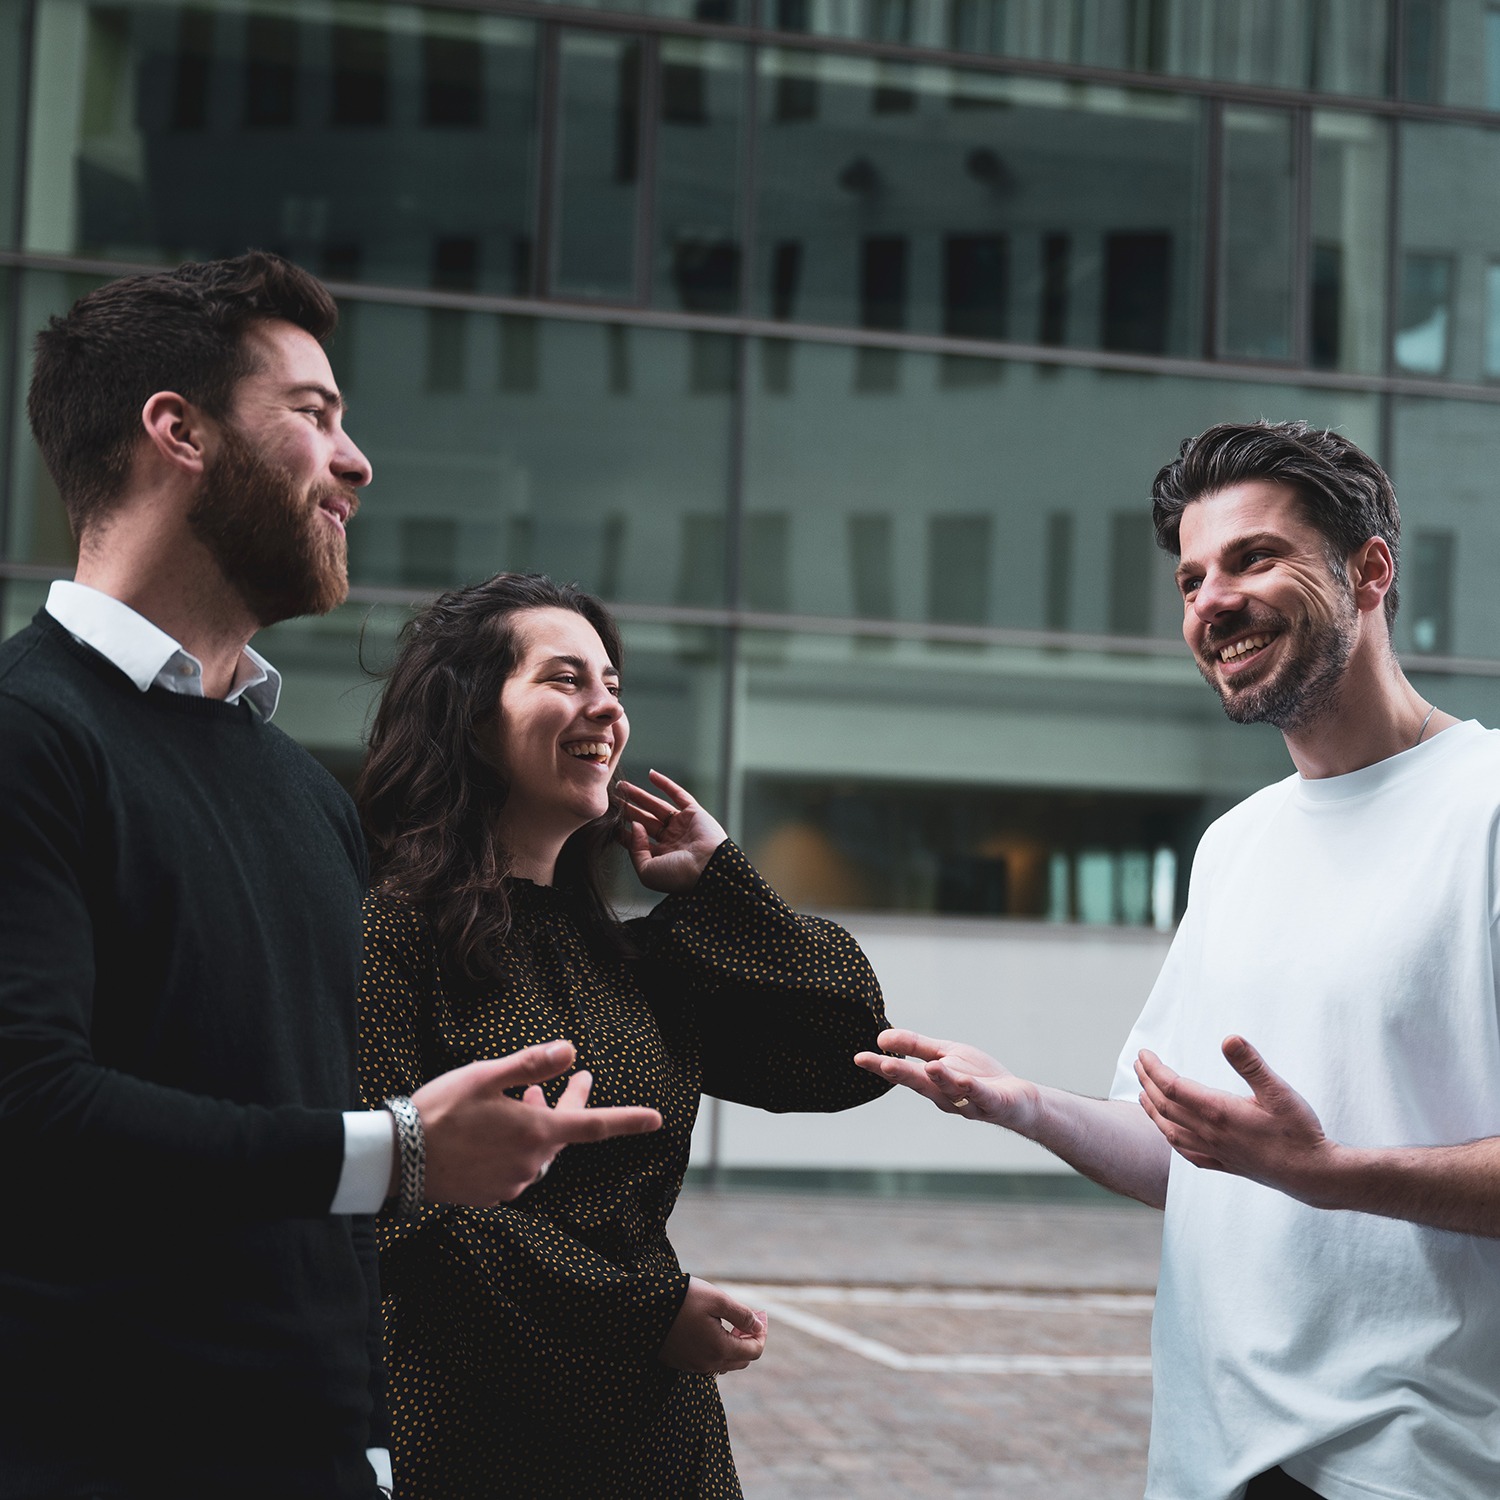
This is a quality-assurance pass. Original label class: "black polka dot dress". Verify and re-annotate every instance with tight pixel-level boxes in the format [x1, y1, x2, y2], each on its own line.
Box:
[357, 841, 892, 1499]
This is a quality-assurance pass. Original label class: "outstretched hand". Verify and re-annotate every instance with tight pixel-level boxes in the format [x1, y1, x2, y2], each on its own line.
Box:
[658, 1277, 768, 1375]
[616, 770, 728, 893]
[854, 1028, 1039, 1133]
[412, 1040, 662, 1206]
[1135, 1037, 1336, 1201]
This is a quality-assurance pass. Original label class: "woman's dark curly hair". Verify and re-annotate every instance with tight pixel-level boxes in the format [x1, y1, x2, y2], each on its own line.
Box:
[356, 573, 631, 981]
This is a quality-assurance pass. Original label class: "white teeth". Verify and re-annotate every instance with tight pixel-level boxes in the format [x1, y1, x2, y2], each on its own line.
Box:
[1219, 634, 1274, 663]
[565, 741, 610, 760]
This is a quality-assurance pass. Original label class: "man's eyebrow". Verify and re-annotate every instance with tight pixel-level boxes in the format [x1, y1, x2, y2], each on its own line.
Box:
[285, 383, 346, 413]
[1175, 532, 1286, 581]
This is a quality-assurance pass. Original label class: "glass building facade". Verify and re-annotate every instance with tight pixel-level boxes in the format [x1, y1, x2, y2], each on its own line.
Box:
[4, 0, 1500, 929]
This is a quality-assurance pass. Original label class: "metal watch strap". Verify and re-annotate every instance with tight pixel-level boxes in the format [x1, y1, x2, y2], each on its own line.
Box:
[383, 1095, 425, 1219]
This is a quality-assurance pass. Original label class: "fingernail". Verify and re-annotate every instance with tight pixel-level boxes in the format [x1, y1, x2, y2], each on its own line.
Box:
[545, 1041, 571, 1062]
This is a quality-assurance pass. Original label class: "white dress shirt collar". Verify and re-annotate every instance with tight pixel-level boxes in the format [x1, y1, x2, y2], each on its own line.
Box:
[45, 580, 282, 720]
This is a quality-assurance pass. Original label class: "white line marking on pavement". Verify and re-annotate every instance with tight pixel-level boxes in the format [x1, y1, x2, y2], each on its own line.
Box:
[718, 1284, 1154, 1377]
[720, 1283, 1154, 1314]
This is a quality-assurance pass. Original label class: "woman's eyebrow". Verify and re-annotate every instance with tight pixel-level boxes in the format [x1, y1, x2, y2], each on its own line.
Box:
[538, 654, 618, 677]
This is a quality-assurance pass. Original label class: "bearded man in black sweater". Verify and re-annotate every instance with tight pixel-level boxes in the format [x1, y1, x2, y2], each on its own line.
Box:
[0, 255, 661, 1500]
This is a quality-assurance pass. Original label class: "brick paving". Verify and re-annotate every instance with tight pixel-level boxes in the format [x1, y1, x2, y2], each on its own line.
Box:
[666, 1190, 1163, 1499]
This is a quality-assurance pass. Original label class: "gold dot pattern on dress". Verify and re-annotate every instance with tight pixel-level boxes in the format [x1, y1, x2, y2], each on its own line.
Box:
[357, 840, 892, 1499]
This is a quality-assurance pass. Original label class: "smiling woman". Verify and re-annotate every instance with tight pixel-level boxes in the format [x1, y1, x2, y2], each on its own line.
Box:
[352, 572, 892, 1498]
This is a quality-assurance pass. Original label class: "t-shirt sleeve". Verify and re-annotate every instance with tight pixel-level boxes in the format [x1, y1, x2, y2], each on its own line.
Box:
[1109, 923, 1196, 1102]
[0, 696, 344, 1218]
[1107, 823, 1219, 1102]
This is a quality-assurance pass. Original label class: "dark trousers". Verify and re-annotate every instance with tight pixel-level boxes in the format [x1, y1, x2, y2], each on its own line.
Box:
[1245, 1467, 1323, 1499]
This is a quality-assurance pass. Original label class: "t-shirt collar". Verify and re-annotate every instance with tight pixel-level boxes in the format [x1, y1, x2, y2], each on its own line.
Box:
[1293, 718, 1484, 804]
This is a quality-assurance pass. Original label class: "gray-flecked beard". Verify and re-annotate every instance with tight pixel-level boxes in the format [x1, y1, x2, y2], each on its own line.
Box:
[1198, 593, 1358, 733]
[188, 423, 359, 627]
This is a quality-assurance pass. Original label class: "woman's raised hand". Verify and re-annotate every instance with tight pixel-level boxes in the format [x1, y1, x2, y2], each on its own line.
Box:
[616, 770, 728, 893]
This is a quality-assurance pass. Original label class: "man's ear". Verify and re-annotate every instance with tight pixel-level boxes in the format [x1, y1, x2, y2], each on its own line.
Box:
[140, 391, 210, 478]
[1348, 537, 1394, 617]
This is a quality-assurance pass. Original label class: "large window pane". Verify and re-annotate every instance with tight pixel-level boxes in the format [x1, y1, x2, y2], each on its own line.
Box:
[1391, 394, 1500, 661]
[654, 39, 746, 314]
[1221, 106, 1296, 361]
[755, 57, 1205, 353]
[555, 29, 641, 301]
[774, 0, 1389, 98]
[4, 270, 111, 567]
[743, 339, 1380, 633]
[538, 0, 744, 22]
[1401, 0, 1492, 108]
[23, 0, 537, 294]
[1398, 119, 1500, 383]
[339, 309, 733, 608]
[1309, 110, 1389, 375]
[0, 0, 25, 249]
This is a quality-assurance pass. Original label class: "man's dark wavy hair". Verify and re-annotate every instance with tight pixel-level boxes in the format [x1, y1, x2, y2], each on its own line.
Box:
[355, 573, 633, 983]
[1151, 420, 1400, 627]
[27, 251, 337, 537]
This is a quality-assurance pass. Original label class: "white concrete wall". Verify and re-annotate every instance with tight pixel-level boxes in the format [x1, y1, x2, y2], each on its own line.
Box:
[689, 912, 1173, 1174]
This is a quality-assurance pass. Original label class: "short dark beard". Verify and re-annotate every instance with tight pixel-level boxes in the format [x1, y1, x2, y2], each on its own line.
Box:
[1198, 589, 1358, 732]
[187, 423, 358, 627]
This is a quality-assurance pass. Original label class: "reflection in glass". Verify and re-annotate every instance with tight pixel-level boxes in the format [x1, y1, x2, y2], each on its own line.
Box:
[754, 57, 1204, 352]
[743, 341, 1379, 628]
[1402, 0, 1444, 101]
[1309, 111, 1389, 374]
[1221, 107, 1296, 361]
[1396, 253, 1453, 375]
[5, 271, 110, 567]
[1407, 531, 1455, 655]
[540, 0, 742, 22]
[338, 312, 731, 605]
[1403, 0, 1500, 109]
[1487, 263, 1500, 376]
[655, 40, 744, 314]
[555, 29, 641, 301]
[1391, 395, 1500, 661]
[23, 0, 538, 292]
[1399, 120, 1500, 382]
[774, 0, 1388, 98]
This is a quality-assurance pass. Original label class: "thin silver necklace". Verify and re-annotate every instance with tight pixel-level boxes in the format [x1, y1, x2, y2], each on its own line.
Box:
[1414, 704, 1437, 748]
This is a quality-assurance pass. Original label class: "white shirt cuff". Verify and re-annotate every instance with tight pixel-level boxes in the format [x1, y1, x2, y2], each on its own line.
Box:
[368, 1446, 393, 1490]
[331, 1109, 396, 1215]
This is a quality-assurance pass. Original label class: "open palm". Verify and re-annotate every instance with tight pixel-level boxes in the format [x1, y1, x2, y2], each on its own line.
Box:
[616, 770, 728, 894]
[854, 1028, 1036, 1129]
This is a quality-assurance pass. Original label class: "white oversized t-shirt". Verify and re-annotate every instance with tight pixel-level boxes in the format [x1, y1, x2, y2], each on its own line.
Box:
[1111, 721, 1500, 1500]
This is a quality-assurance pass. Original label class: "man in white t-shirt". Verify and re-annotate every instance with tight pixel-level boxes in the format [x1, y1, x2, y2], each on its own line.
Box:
[857, 420, 1500, 1500]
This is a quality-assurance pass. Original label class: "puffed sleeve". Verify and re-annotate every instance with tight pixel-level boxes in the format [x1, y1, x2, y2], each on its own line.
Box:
[628, 840, 893, 1112]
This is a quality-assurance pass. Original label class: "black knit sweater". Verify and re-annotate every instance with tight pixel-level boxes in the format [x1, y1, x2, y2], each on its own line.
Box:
[0, 610, 382, 1500]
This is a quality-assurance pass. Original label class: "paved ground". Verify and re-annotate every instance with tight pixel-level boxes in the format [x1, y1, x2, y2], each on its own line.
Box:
[666, 1190, 1163, 1499]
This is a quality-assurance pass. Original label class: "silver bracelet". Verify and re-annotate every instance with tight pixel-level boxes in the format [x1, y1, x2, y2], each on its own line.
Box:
[383, 1096, 425, 1219]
